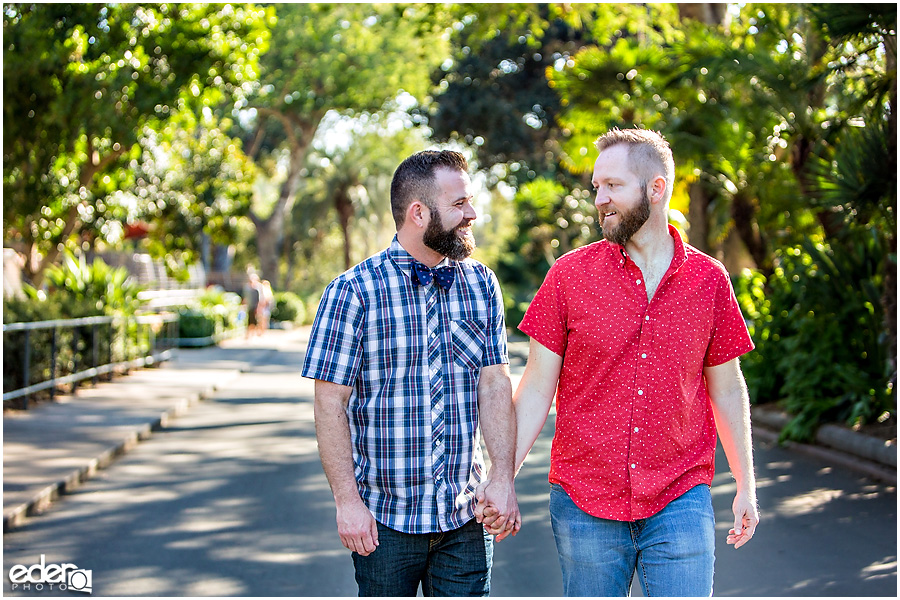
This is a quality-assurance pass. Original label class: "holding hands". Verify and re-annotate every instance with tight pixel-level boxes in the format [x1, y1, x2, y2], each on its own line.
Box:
[474, 477, 521, 542]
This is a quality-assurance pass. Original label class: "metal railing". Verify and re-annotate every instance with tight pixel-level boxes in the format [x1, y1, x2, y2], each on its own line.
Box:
[2, 313, 179, 408]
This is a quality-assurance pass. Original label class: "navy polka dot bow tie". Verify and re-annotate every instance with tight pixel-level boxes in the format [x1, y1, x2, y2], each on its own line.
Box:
[411, 261, 455, 290]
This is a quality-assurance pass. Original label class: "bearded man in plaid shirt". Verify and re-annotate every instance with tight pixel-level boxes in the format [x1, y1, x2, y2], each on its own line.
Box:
[302, 150, 519, 597]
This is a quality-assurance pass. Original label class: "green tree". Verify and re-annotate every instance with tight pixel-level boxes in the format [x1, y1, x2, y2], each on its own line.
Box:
[3, 3, 270, 285]
[235, 3, 450, 288]
[128, 108, 257, 276]
[284, 109, 430, 294]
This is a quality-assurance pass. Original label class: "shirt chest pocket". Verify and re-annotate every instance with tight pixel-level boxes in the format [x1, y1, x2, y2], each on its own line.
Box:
[450, 319, 486, 371]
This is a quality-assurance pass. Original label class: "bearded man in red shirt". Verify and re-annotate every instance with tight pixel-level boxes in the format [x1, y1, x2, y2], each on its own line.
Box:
[479, 128, 758, 596]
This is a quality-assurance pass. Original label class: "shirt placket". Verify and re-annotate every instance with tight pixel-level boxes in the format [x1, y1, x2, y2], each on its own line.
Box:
[423, 280, 448, 527]
[624, 257, 653, 512]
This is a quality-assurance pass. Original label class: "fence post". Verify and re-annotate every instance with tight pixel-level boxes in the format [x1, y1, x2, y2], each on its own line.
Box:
[49, 327, 58, 401]
[72, 326, 80, 394]
[108, 320, 115, 380]
[92, 322, 99, 385]
[22, 330, 31, 410]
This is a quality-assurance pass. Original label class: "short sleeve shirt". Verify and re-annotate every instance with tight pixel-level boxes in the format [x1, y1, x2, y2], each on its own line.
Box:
[519, 225, 754, 521]
[302, 236, 508, 534]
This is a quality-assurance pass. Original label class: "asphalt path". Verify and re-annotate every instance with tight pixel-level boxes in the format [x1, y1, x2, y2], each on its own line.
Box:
[3, 331, 896, 596]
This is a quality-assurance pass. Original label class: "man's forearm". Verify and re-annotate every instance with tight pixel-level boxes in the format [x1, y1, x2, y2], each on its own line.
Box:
[314, 383, 363, 507]
[714, 390, 754, 488]
[478, 364, 516, 480]
[707, 361, 756, 491]
[512, 339, 562, 471]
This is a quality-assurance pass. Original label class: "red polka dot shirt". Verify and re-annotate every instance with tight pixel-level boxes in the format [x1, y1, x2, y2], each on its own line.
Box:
[519, 225, 755, 521]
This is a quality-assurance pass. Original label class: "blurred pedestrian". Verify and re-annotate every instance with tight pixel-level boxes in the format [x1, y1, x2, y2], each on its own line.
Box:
[480, 128, 758, 596]
[302, 150, 519, 596]
[260, 279, 274, 331]
[243, 272, 263, 338]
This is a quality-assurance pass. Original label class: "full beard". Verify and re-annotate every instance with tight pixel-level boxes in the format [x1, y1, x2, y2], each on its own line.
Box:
[602, 188, 651, 246]
[423, 216, 476, 260]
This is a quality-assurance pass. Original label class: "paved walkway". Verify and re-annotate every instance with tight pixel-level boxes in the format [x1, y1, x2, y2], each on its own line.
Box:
[3, 327, 896, 596]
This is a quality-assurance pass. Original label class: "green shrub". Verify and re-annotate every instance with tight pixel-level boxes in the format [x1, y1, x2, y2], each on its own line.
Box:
[736, 231, 894, 442]
[3, 251, 149, 401]
[196, 287, 243, 329]
[177, 307, 218, 339]
[42, 249, 144, 316]
[271, 291, 306, 324]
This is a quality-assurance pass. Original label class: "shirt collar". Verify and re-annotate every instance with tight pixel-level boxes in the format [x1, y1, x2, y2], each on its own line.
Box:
[606, 224, 687, 272]
[388, 235, 452, 282]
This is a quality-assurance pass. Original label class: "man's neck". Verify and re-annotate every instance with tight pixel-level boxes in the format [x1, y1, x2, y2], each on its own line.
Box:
[396, 229, 444, 267]
[623, 220, 673, 266]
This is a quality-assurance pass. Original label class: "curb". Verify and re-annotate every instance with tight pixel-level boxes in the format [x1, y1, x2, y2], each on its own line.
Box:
[751, 405, 897, 468]
[2, 384, 215, 533]
[751, 406, 896, 485]
[752, 426, 897, 485]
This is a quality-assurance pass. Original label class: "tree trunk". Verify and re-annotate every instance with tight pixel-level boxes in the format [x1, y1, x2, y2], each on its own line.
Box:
[731, 190, 770, 274]
[253, 215, 282, 290]
[882, 29, 897, 386]
[686, 182, 711, 254]
[247, 114, 321, 289]
[334, 184, 354, 271]
[677, 3, 729, 27]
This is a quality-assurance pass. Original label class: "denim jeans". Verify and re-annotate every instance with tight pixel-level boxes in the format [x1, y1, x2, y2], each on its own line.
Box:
[549, 483, 715, 597]
[351, 518, 493, 597]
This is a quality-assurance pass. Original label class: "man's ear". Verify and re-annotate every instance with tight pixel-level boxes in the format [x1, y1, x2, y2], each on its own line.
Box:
[408, 200, 429, 228]
[650, 176, 667, 204]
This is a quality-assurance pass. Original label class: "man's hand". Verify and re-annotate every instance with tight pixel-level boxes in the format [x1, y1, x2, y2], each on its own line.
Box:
[336, 499, 379, 556]
[726, 490, 758, 549]
[474, 478, 521, 542]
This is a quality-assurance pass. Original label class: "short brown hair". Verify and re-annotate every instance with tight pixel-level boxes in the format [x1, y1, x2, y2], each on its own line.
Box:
[595, 128, 675, 203]
[390, 150, 469, 228]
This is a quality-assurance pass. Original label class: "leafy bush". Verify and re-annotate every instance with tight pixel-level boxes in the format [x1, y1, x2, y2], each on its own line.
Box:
[177, 307, 218, 339]
[176, 287, 242, 344]
[42, 250, 144, 316]
[3, 252, 146, 404]
[271, 291, 306, 324]
[195, 286, 243, 329]
[736, 231, 894, 441]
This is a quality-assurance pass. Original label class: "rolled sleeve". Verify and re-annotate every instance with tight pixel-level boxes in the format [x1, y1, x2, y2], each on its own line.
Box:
[301, 278, 364, 386]
[518, 264, 568, 357]
[705, 270, 755, 367]
[482, 270, 508, 367]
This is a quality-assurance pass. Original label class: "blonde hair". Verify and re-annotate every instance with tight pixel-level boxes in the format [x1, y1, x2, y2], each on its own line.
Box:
[595, 128, 674, 203]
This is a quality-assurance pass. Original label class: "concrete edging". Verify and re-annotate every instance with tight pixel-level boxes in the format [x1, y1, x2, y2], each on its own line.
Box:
[752, 405, 897, 468]
[2, 387, 213, 533]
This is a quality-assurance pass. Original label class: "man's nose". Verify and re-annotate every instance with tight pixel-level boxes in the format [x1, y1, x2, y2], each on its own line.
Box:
[464, 202, 477, 221]
[595, 192, 610, 210]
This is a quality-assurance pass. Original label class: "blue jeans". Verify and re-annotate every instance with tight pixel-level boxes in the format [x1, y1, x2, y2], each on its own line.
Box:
[550, 483, 715, 597]
[351, 518, 493, 597]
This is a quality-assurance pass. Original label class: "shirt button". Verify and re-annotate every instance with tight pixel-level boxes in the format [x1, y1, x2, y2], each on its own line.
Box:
[634, 427, 640, 433]
[637, 389, 644, 395]
[641, 353, 647, 359]
[631, 463, 637, 469]
[645, 315, 650, 321]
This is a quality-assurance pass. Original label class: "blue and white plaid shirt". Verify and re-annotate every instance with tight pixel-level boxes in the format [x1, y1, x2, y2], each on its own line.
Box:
[302, 236, 508, 534]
